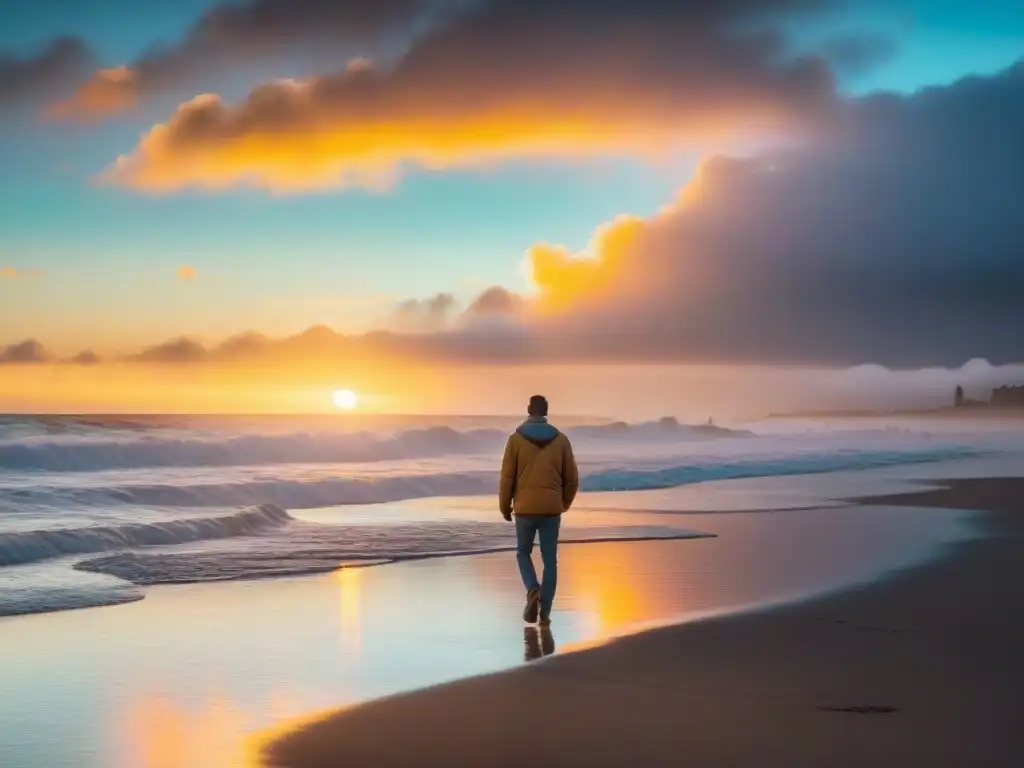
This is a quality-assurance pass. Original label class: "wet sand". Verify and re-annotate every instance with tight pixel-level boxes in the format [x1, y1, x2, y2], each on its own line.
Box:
[267, 478, 1024, 768]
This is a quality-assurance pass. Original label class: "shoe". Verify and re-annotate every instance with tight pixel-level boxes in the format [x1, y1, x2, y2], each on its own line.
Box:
[522, 588, 541, 623]
[538, 612, 551, 627]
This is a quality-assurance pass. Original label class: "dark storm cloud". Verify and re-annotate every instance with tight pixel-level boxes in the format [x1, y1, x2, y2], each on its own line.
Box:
[519, 62, 1024, 366]
[0, 37, 94, 111]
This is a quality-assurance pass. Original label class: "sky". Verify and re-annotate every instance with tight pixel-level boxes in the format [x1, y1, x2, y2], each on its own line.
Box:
[1, 0, 1023, 412]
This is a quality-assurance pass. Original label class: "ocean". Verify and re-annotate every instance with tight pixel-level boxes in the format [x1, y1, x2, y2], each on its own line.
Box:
[0, 413, 1015, 618]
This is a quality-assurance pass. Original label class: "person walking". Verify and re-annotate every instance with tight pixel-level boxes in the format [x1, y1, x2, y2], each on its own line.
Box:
[499, 395, 579, 626]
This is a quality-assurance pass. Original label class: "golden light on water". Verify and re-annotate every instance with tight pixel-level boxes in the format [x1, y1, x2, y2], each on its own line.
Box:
[336, 567, 364, 656]
[120, 690, 266, 768]
[332, 389, 358, 410]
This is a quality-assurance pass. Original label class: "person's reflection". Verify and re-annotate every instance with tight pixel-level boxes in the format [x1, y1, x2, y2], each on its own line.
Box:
[524, 626, 556, 661]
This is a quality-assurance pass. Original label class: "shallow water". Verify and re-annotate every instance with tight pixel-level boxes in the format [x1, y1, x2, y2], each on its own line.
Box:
[0, 496, 975, 768]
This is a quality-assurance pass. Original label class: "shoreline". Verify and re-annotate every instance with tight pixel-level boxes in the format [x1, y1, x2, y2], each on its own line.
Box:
[266, 477, 1024, 768]
[0, 529, 712, 620]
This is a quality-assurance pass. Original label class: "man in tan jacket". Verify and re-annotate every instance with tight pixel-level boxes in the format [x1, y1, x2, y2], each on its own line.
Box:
[499, 395, 579, 626]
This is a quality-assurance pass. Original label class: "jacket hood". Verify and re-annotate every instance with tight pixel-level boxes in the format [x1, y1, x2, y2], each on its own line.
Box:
[516, 418, 560, 448]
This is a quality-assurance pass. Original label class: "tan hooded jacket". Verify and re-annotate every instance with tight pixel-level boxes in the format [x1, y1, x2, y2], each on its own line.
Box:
[499, 418, 579, 517]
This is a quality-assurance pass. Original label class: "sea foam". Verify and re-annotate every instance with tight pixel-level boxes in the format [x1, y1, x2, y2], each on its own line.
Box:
[73, 519, 710, 585]
[0, 504, 291, 567]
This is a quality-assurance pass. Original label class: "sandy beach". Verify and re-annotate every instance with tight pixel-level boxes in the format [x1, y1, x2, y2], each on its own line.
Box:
[266, 477, 1024, 768]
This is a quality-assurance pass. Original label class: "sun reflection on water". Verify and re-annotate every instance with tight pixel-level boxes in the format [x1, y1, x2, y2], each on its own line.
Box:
[562, 545, 656, 634]
[118, 691, 265, 768]
[336, 566, 363, 656]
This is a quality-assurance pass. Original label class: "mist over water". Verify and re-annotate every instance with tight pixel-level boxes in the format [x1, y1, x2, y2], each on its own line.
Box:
[472, 360, 1024, 422]
[4, 360, 1024, 420]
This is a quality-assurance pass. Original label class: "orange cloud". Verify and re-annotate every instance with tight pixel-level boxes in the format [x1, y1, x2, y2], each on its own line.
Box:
[46, 66, 138, 121]
[528, 215, 651, 312]
[177, 265, 198, 282]
[101, 89, 715, 194]
[523, 152, 812, 317]
[100, 0, 854, 193]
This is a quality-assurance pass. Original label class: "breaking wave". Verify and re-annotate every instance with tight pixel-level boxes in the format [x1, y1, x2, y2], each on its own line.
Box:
[0, 427, 506, 472]
[579, 447, 982, 491]
[0, 419, 755, 473]
[0, 504, 291, 567]
[2, 444, 981, 513]
[3, 471, 499, 510]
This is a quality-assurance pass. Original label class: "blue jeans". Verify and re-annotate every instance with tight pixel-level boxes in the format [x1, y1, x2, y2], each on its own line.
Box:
[515, 515, 561, 616]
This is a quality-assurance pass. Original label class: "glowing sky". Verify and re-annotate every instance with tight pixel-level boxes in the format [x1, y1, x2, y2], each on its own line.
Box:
[1, 0, 1023, 411]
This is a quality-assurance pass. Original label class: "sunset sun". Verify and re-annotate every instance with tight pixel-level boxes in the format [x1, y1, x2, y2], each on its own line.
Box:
[332, 389, 358, 410]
